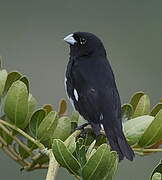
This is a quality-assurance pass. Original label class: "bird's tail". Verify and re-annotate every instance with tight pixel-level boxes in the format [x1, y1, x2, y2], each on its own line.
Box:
[103, 126, 134, 161]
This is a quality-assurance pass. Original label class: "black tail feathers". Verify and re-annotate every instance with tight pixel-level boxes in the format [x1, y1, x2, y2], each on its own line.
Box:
[104, 128, 134, 161]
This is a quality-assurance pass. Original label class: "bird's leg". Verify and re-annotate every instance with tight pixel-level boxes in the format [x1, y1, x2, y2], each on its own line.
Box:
[75, 123, 90, 138]
[90, 122, 101, 141]
[75, 122, 90, 130]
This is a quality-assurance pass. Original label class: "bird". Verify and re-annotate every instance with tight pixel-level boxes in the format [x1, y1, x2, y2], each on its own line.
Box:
[63, 32, 134, 161]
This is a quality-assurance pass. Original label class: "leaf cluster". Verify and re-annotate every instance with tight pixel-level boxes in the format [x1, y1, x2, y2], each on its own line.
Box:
[1, 58, 162, 179]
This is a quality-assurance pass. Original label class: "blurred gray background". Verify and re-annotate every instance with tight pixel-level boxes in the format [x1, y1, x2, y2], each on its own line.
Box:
[0, 0, 162, 179]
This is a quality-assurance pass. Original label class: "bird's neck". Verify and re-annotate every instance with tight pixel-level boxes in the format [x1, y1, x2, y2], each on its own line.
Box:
[70, 46, 107, 59]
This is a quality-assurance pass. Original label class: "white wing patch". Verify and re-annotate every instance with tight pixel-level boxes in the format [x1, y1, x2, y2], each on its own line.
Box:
[74, 89, 79, 101]
[64, 77, 74, 107]
[101, 124, 104, 130]
[64, 77, 67, 91]
[100, 114, 103, 120]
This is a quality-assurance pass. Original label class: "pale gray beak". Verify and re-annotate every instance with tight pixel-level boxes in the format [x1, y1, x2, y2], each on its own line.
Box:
[64, 33, 77, 45]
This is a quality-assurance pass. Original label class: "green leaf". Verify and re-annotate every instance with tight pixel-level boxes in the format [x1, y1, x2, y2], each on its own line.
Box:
[87, 149, 96, 160]
[123, 115, 154, 145]
[20, 76, 29, 93]
[29, 109, 46, 138]
[71, 111, 79, 132]
[19, 94, 37, 129]
[138, 110, 162, 147]
[26, 94, 37, 121]
[0, 69, 7, 97]
[86, 140, 96, 160]
[103, 151, 118, 180]
[150, 161, 162, 180]
[74, 138, 87, 167]
[151, 173, 161, 180]
[132, 94, 150, 118]
[150, 103, 162, 117]
[37, 111, 58, 141]
[4, 71, 22, 94]
[129, 91, 144, 112]
[71, 111, 79, 123]
[121, 103, 133, 120]
[4, 81, 28, 127]
[84, 131, 96, 147]
[52, 117, 71, 141]
[82, 144, 116, 180]
[66, 136, 76, 154]
[52, 139, 81, 176]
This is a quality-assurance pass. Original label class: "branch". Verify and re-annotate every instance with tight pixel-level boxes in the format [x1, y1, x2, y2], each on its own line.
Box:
[0, 119, 45, 150]
[0, 136, 30, 167]
[45, 130, 82, 180]
[45, 150, 59, 180]
[0, 123, 35, 157]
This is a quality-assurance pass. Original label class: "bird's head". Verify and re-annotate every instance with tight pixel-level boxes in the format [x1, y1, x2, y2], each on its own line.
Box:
[64, 32, 106, 58]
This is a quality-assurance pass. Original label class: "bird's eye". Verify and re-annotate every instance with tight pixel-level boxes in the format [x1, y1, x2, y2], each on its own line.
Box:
[80, 38, 86, 45]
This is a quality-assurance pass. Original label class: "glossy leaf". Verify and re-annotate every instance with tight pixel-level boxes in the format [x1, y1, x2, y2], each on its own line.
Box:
[37, 111, 58, 141]
[71, 111, 79, 123]
[123, 115, 154, 145]
[132, 94, 150, 118]
[66, 136, 76, 154]
[121, 103, 133, 120]
[52, 117, 71, 141]
[103, 151, 118, 180]
[0, 69, 7, 97]
[138, 110, 162, 147]
[52, 139, 81, 176]
[4, 81, 28, 127]
[87, 149, 96, 160]
[86, 140, 96, 160]
[4, 71, 22, 93]
[29, 109, 46, 138]
[19, 94, 37, 129]
[71, 111, 79, 132]
[82, 144, 116, 180]
[150, 103, 162, 117]
[129, 91, 144, 112]
[20, 76, 29, 93]
[26, 94, 37, 122]
[84, 131, 96, 147]
[74, 138, 87, 167]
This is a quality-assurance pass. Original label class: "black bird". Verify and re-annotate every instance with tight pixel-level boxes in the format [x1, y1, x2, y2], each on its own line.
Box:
[64, 32, 134, 161]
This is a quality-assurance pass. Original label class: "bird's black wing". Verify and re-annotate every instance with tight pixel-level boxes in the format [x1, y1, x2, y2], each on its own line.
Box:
[66, 57, 121, 133]
[65, 56, 134, 161]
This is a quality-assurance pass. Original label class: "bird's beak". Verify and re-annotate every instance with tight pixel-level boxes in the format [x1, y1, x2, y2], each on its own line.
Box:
[64, 34, 77, 45]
